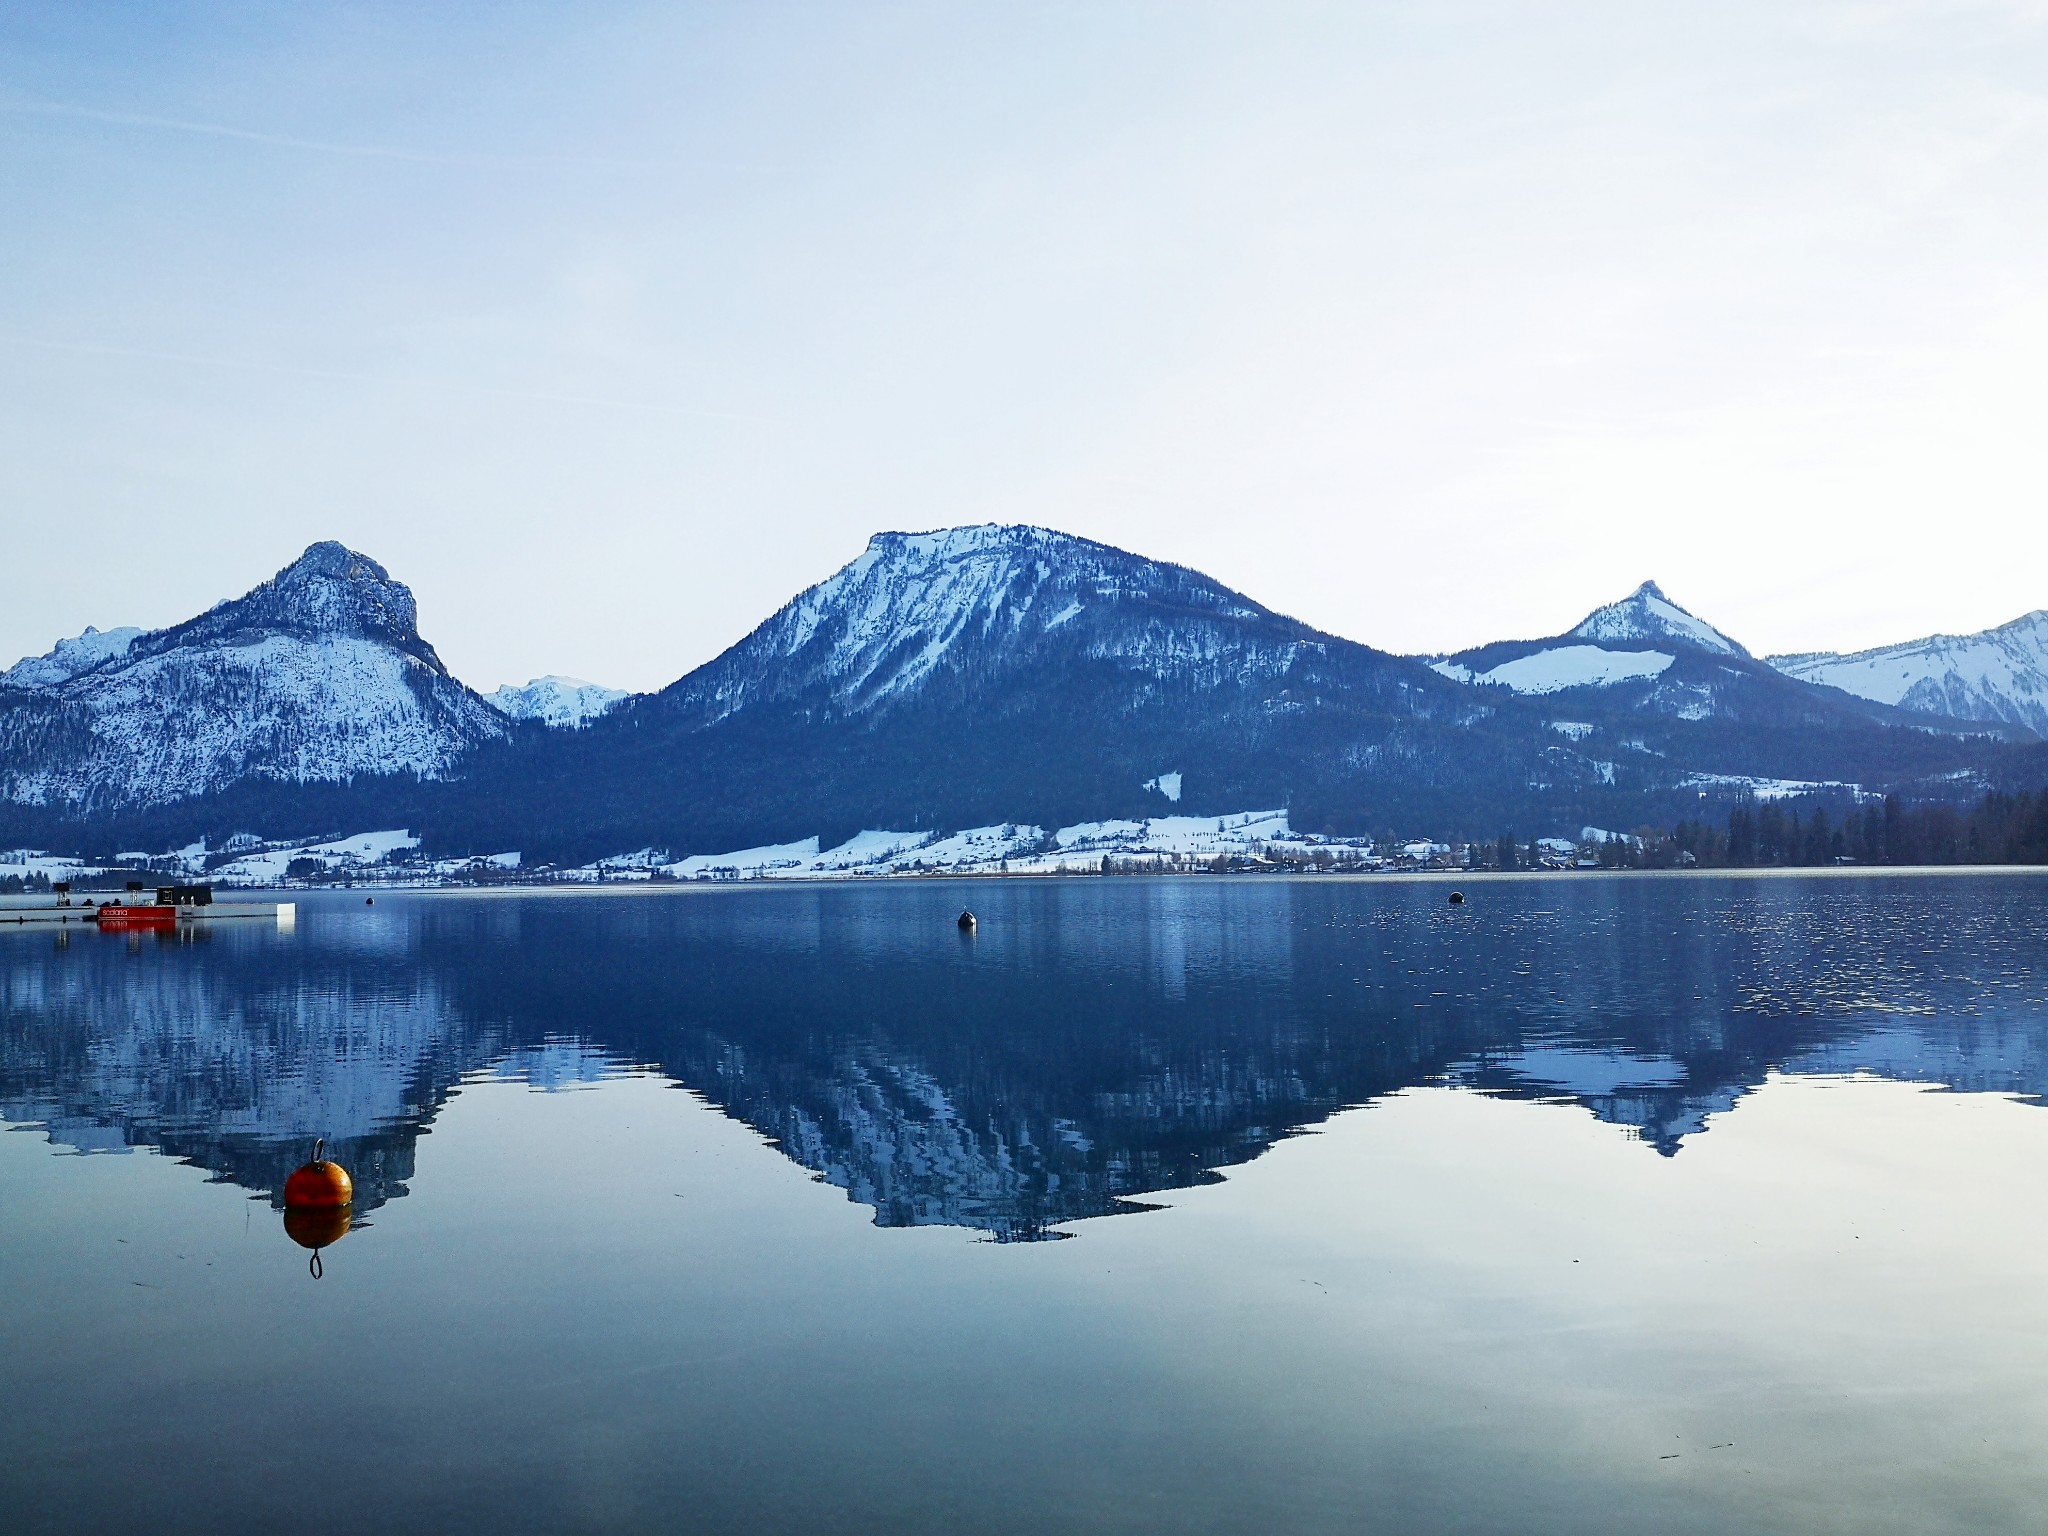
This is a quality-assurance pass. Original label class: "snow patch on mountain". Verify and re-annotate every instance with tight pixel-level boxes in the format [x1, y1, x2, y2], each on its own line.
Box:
[487, 676, 629, 728]
[1768, 611, 2048, 736]
[1569, 581, 1747, 657]
[1432, 646, 1675, 695]
[1143, 771, 1183, 802]
[1, 625, 144, 691]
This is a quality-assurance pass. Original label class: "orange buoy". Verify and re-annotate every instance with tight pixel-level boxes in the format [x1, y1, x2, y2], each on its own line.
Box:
[283, 1138, 353, 1210]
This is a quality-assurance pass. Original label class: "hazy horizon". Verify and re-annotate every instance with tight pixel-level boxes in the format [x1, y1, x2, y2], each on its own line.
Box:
[5, 1, 2046, 691]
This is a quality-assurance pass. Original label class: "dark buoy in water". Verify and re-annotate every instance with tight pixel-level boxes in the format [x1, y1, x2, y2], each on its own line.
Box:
[283, 1138, 353, 1210]
[364, 897, 374, 905]
[957, 910, 977, 932]
[1448, 891, 1465, 906]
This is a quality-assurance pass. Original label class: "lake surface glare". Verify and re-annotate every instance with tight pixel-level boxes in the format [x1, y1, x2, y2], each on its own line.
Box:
[6, 872, 2048, 1534]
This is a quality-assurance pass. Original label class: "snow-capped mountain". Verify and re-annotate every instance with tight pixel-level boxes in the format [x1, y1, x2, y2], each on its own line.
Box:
[662, 524, 1307, 721]
[487, 676, 630, 728]
[1425, 578, 1919, 729]
[0, 542, 507, 811]
[1567, 580, 1748, 657]
[1768, 611, 2048, 738]
[1430, 580, 1750, 695]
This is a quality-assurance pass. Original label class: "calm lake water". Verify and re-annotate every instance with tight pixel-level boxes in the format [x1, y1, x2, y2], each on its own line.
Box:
[6, 872, 2048, 1534]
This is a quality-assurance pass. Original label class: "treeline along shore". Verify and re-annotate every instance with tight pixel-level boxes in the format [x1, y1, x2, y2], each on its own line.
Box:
[1497, 788, 2048, 872]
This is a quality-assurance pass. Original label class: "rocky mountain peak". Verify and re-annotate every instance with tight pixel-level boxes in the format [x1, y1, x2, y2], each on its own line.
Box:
[136, 541, 445, 672]
[1568, 580, 1747, 657]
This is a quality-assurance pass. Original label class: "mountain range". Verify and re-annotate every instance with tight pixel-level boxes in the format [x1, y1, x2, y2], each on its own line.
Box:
[1768, 612, 2048, 739]
[2, 528, 2043, 863]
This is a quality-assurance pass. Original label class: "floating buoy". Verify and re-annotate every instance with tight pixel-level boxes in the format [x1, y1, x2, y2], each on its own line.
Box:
[1448, 891, 1465, 906]
[957, 910, 977, 932]
[283, 1138, 353, 1210]
[364, 897, 375, 906]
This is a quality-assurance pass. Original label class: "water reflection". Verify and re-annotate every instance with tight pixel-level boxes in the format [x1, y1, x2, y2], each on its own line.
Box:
[3, 875, 2047, 1239]
[282, 1204, 352, 1278]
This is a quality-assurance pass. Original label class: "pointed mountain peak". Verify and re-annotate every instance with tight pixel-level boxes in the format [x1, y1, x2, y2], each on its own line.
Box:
[262, 541, 408, 620]
[1568, 580, 1747, 657]
[137, 540, 448, 673]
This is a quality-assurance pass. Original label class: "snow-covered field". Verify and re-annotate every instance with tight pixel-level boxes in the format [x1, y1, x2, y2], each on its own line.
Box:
[1433, 645, 1676, 695]
[0, 830, 521, 891]
[1680, 773, 1869, 801]
[209, 829, 425, 884]
[0, 849, 95, 883]
[634, 810, 1380, 881]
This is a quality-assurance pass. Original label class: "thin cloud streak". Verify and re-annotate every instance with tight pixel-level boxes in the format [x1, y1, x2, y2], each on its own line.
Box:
[0, 98, 665, 170]
[0, 334, 774, 425]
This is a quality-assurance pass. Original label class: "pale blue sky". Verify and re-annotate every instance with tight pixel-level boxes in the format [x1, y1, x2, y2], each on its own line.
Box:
[3, 1, 2045, 692]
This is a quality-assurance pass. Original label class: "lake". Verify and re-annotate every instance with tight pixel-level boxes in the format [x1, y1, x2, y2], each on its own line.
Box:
[6, 872, 2048, 1534]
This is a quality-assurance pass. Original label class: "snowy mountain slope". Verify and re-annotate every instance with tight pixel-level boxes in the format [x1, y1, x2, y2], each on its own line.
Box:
[1768, 611, 2048, 738]
[659, 524, 1308, 722]
[1, 625, 143, 690]
[487, 676, 630, 728]
[0, 542, 507, 810]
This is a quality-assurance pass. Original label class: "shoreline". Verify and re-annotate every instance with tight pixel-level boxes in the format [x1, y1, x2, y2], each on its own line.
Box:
[185, 861, 2048, 901]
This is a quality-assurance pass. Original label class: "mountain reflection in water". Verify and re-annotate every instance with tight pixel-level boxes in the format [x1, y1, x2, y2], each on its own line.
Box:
[4, 874, 2047, 1241]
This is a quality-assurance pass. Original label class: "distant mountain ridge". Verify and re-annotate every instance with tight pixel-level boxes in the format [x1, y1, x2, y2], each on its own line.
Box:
[1769, 611, 2048, 738]
[0, 624, 144, 690]
[486, 676, 631, 728]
